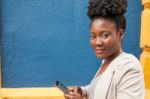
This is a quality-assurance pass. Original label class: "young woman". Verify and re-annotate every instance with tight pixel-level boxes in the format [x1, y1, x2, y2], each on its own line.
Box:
[65, 0, 145, 99]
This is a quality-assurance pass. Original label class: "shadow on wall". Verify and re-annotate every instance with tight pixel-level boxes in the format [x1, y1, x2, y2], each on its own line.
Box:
[0, 0, 2, 49]
[0, 0, 2, 87]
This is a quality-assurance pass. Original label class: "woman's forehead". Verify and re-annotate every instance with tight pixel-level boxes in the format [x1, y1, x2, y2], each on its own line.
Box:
[91, 18, 116, 30]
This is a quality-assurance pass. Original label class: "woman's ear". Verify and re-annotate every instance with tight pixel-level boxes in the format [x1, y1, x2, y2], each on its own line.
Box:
[118, 29, 124, 41]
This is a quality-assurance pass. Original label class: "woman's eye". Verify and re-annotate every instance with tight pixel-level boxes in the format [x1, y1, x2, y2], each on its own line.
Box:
[101, 32, 110, 39]
[90, 35, 96, 39]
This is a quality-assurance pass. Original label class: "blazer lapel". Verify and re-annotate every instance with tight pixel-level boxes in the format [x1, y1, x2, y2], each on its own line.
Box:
[94, 61, 115, 99]
[93, 53, 124, 99]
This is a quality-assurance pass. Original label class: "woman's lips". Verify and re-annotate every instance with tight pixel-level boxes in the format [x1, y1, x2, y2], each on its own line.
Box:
[95, 49, 105, 54]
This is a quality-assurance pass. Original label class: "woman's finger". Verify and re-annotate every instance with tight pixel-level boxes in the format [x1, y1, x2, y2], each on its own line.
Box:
[64, 94, 74, 99]
[69, 92, 77, 96]
[68, 86, 78, 92]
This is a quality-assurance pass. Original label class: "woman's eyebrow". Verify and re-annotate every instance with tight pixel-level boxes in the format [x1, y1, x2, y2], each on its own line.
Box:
[98, 30, 106, 34]
[90, 32, 95, 34]
[90, 30, 111, 35]
[99, 30, 111, 33]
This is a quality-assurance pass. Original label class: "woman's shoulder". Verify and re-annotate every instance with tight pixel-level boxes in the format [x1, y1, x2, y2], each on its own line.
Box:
[113, 52, 142, 72]
[111, 53, 145, 99]
[112, 52, 144, 83]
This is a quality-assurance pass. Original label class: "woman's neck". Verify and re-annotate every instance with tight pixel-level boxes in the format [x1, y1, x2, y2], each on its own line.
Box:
[104, 48, 123, 64]
[96, 48, 123, 77]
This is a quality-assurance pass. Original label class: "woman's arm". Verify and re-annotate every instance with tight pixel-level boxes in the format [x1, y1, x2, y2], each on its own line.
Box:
[81, 85, 90, 97]
[117, 67, 145, 99]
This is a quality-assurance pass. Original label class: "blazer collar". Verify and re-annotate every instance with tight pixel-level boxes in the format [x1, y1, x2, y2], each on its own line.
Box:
[93, 52, 125, 99]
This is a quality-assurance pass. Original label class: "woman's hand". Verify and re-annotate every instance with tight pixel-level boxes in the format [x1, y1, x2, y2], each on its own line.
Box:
[64, 86, 83, 99]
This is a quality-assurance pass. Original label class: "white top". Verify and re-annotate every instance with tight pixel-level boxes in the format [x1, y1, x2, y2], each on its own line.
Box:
[81, 52, 145, 99]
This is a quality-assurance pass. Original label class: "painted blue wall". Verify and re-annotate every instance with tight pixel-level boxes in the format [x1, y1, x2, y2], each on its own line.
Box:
[1, 0, 142, 87]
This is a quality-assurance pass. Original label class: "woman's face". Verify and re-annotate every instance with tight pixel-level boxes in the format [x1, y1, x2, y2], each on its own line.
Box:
[90, 18, 123, 60]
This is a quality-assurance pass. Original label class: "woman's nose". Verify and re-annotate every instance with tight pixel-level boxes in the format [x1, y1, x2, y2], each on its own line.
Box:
[96, 37, 103, 46]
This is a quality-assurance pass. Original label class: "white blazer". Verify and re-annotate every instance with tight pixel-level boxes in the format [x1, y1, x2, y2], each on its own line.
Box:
[81, 52, 145, 99]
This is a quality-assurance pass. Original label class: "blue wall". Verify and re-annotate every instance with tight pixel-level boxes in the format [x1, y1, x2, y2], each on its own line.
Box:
[1, 0, 142, 87]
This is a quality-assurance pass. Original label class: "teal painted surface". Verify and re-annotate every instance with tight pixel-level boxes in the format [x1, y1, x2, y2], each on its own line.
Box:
[1, 0, 142, 87]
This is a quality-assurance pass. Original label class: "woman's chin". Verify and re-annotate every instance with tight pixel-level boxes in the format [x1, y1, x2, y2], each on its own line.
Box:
[96, 54, 105, 59]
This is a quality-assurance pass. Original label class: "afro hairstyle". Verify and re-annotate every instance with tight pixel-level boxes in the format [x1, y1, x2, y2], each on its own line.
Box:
[87, 0, 128, 19]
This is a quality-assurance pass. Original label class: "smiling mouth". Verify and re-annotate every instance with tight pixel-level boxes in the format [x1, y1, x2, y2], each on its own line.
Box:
[95, 49, 105, 54]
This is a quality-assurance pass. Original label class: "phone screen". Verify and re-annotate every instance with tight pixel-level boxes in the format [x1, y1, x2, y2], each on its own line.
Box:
[55, 81, 69, 94]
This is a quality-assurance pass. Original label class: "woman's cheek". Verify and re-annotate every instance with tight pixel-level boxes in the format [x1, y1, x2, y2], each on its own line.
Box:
[90, 40, 95, 48]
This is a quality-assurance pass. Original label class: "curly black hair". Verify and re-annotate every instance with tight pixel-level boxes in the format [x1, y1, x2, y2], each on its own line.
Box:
[87, 0, 128, 30]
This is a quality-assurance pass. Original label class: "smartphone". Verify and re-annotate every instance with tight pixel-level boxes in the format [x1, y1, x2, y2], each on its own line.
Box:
[55, 81, 69, 94]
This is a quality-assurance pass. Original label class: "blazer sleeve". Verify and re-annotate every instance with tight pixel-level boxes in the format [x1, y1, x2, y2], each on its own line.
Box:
[81, 85, 90, 96]
[116, 62, 145, 99]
